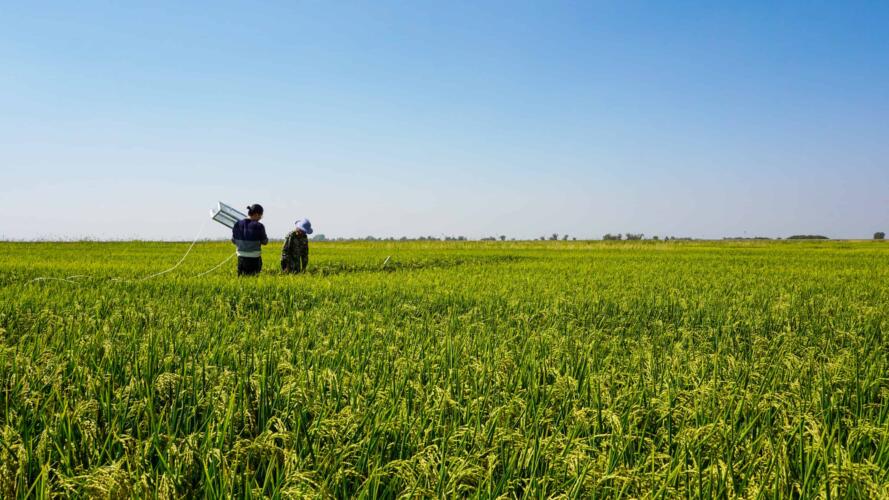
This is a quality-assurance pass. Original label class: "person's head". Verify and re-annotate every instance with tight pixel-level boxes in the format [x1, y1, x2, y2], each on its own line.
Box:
[294, 218, 313, 235]
[247, 204, 264, 221]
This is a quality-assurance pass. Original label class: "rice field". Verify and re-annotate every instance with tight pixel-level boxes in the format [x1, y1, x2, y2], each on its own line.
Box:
[1, 240, 887, 498]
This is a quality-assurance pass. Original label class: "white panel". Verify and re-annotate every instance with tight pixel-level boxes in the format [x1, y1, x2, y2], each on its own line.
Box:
[210, 202, 247, 229]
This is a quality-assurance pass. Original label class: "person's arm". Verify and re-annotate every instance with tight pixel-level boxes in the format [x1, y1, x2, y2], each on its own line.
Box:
[259, 224, 269, 245]
[282, 233, 293, 257]
[280, 234, 291, 271]
[231, 220, 239, 245]
[300, 237, 309, 270]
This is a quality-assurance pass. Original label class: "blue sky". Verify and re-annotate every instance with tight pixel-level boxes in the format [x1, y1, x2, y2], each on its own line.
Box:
[2, 1, 887, 240]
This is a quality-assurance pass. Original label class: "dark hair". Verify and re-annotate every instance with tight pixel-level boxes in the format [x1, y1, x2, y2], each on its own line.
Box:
[247, 204, 264, 216]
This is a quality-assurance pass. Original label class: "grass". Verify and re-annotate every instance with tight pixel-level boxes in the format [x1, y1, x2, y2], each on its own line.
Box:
[1, 240, 888, 497]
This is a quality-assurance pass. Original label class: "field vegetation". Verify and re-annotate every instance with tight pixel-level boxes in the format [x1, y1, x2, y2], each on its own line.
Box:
[1, 240, 888, 497]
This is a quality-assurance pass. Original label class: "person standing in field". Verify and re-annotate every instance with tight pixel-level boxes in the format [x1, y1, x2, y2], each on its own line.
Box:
[232, 204, 269, 276]
[281, 218, 312, 273]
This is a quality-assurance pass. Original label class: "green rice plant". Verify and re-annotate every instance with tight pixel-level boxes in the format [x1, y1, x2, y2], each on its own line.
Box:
[1, 240, 887, 497]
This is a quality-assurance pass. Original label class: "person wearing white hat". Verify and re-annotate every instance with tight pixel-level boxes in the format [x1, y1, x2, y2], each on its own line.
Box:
[281, 218, 312, 273]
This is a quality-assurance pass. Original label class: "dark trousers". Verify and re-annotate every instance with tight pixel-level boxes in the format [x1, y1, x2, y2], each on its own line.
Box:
[237, 256, 262, 276]
[281, 256, 308, 273]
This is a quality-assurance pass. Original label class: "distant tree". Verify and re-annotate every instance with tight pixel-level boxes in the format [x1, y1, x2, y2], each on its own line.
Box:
[652, 235, 659, 241]
[875, 232, 886, 240]
[457, 236, 466, 241]
[540, 236, 546, 241]
[788, 235, 829, 240]
[625, 233, 644, 240]
[562, 234, 569, 240]
[550, 233, 559, 241]
[603, 233, 622, 241]
[572, 237, 576, 241]
[499, 235, 506, 241]
[312, 233, 327, 241]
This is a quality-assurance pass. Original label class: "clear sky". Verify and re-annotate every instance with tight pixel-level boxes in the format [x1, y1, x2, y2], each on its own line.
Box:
[2, 1, 887, 240]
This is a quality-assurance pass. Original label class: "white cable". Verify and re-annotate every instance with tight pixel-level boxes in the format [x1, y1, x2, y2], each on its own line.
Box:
[192, 252, 236, 278]
[29, 218, 217, 284]
[30, 277, 80, 284]
[134, 218, 209, 281]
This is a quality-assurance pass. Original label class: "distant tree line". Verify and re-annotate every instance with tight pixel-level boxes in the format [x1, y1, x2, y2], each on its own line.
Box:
[723, 236, 775, 240]
[315, 235, 480, 242]
[308, 232, 885, 242]
[602, 233, 644, 240]
[602, 233, 689, 241]
[314, 235, 463, 242]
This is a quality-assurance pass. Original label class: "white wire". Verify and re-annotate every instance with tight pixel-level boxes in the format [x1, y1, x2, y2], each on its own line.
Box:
[28, 218, 232, 284]
[192, 252, 236, 278]
[131, 218, 209, 281]
[30, 277, 81, 284]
